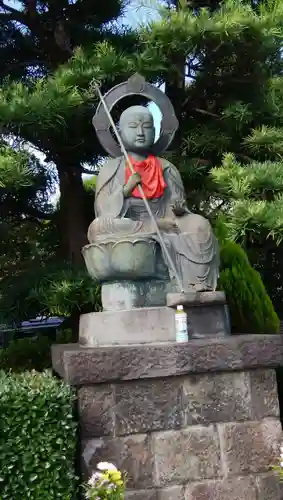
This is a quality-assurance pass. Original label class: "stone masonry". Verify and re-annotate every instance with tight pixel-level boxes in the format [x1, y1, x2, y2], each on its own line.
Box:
[52, 335, 283, 500]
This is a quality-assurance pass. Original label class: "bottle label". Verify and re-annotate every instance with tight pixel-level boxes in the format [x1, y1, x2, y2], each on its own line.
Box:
[175, 314, 188, 342]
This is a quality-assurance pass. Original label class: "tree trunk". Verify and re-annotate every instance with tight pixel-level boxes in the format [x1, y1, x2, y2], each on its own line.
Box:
[57, 161, 88, 264]
[165, 57, 186, 152]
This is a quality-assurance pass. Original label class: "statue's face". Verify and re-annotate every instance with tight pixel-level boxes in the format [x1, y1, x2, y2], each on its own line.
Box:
[119, 106, 155, 153]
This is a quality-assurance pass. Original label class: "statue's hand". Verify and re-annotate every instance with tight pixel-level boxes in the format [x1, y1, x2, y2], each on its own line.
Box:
[157, 218, 179, 233]
[170, 199, 188, 217]
[123, 172, 142, 197]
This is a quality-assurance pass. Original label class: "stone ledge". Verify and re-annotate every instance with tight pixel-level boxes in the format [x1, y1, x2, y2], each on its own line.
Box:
[52, 334, 283, 385]
[166, 291, 226, 308]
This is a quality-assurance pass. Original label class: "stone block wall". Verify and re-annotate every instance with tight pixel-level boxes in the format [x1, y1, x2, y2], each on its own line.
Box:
[79, 370, 282, 499]
[52, 335, 283, 500]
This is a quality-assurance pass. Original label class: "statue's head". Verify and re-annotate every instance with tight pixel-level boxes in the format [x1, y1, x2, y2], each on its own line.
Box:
[119, 105, 155, 153]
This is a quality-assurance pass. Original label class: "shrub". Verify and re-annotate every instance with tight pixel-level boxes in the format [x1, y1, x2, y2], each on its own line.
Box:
[219, 241, 279, 334]
[0, 329, 73, 372]
[0, 263, 101, 327]
[0, 370, 77, 499]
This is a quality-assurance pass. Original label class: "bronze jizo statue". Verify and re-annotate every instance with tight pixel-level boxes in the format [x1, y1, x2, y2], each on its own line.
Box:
[84, 75, 220, 296]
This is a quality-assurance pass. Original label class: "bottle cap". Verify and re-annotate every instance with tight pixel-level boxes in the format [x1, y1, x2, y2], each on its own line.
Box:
[177, 305, 183, 311]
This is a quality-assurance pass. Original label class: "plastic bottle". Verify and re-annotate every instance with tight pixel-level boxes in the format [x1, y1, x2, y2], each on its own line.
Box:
[175, 305, 188, 342]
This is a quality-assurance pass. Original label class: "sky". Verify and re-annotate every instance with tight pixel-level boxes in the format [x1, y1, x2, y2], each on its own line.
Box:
[122, 0, 161, 28]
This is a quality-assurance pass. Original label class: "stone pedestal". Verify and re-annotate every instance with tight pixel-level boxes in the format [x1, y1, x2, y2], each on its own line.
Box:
[101, 280, 168, 311]
[52, 334, 283, 500]
[79, 291, 230, 346]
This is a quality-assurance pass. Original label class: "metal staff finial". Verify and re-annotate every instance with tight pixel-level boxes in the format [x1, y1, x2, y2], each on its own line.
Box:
[91, 79, 184, 293]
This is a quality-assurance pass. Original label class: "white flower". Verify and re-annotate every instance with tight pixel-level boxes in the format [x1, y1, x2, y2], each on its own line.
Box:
[88, 471, 102, 486]
[280, 445, 283, 455]
[280, 461, 283, 468]
[97, 462, 117, 472]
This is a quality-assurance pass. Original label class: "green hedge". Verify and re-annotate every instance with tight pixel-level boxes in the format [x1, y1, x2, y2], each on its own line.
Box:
[0, 329, 72, 372]
[0, 370, 77, 499]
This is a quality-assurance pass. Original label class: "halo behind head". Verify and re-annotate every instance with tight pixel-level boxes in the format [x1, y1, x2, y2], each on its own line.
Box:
[92, 74, 179, 158]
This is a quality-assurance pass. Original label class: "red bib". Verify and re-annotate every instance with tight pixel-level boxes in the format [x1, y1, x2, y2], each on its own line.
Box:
[125, 155, 166, 199]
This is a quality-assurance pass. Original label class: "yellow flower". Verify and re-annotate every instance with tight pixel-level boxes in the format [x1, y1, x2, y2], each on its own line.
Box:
[108, 471, 122, 483]
[101, 472, 109, 481]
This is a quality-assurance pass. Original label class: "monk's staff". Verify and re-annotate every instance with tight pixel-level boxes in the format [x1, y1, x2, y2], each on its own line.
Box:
[92, 80, 184, 293]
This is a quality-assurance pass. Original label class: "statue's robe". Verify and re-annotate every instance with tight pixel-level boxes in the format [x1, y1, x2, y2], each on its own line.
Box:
[88, 156, 219, 291]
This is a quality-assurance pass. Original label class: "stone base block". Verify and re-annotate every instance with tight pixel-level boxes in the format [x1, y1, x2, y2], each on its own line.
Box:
[167, 290, 230, 339]
[80, 293, 230, 346]
[101, 280, 169, 311]
[79, 307, 175, 347]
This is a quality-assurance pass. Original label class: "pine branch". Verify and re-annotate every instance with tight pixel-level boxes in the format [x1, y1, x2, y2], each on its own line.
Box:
[219, 195, 283, 245]
[211, 153, 283, 199]
[0, 145, 32, 189]
[0, 41, 137, 134]
[193, 107, 219, 118]
[140, 0, 283, 56]
[244, 126, 283, 156]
